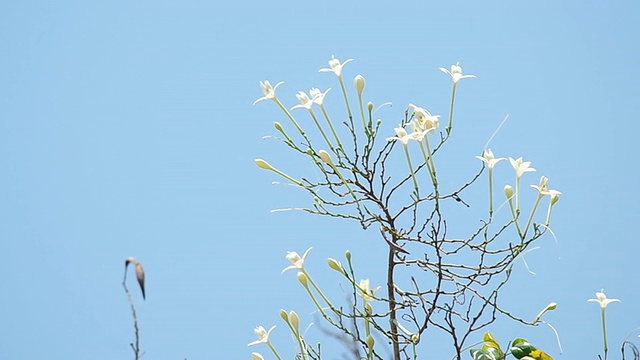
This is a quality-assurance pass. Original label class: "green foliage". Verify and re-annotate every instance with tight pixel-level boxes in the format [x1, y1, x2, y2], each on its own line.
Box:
[470, 332, 553, 360]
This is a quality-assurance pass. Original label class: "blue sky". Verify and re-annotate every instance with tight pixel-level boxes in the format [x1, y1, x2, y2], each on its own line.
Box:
[1, 1, 639, 359]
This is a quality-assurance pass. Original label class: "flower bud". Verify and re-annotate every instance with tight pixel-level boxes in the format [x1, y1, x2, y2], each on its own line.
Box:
[255, 159, 273, 171]
[297, 271, 309, 288]
[274, 122, 283, 132]
[366, 334, 375, 349]
[550, 193, 560, 206]
[354, 74, 365, 96]
[327, 258, 344, 274]
[252, 352, 265, 360]
[376, 119, 382, 126]
[279, 309, 289, 323]
[367, 101, 373, 112]
[319, 150, 334, 166]
[504, 184, 514, 199]
[289, 310, 299, 333]
[345, 249, 352, 262]
[534, 302, 558, 323]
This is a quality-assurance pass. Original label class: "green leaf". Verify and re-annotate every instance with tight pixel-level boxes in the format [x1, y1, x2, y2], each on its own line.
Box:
[482, 332, 504, 357]
[510, 339, 537, 359]
[530, 349, 553, 360]
[483, 331, 498, 343]
[470, 347, 501, 360]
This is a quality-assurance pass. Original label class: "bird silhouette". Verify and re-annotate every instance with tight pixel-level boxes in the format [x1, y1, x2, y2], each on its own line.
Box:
[125, 257, 146, 300]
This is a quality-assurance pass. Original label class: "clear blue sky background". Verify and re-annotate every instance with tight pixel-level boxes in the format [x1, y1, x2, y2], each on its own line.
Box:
[1, 1, 638, 359]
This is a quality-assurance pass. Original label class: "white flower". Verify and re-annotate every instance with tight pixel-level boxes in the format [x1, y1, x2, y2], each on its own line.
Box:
[475, 149, 506, 170]
[588, 291, 620, 309]
[290, 90, 315, 111]
[530, 176, 549, 195]
[408, 120, 428, 141]
[408, 104, 439, 133]
[309, 87, 331, 106]
[247, 325, 276, 346]
[509, 157, 536, 178]
[531, 176, 562, 197]
[439, 62, 476, 84]
[253, 80, 285, 105]
[282, 247, 312, 273]
[359, 279, 380, 302]
[319, 56, 354, 77]
[387, 127, 420, 146]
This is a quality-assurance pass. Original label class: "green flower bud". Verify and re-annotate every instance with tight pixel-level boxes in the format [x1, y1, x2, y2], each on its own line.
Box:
[366, 334, 375, 349]
[279, 309, 289, 323]
[533, 302, 558, 323]
[255, 159, 273, 171]
[504, 184, 514, 199]
[297, 271, 309, 288]
[367, 102, 373, 112]
[289, 310, 299, 333]
[319, 150, 334, 166]
[354, 74, 365, 96]
[327, 258, 344, 274]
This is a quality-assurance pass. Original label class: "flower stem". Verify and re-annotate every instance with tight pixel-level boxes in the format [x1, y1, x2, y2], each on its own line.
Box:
[309, 109, 335, 151]
[318, 104, 345, 154]
[422, 137, 438, 190]
[522, 193, 544, 239]
[284, 321, 307, 360]
[337, 76, 352, 119]
[507, 194, 523, 238]
[402, 144, 420, 197]
[267, 342, 283, 360]
[274, 123, 300, 151]
[601, 308, 609, 360]
[446, 84, 457, 135]
[357, 90, 368, 135]
[545, 199, 554, 226]
[488, 169, 494, 219]
[303, 269, 332, 307]
[274, 98, 305, 136]
[268, 167, 304, 187]
[515, 176, 521, 213]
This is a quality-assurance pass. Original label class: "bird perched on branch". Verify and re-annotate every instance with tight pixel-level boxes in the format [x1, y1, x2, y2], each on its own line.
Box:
[125, 257, 146, 300]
